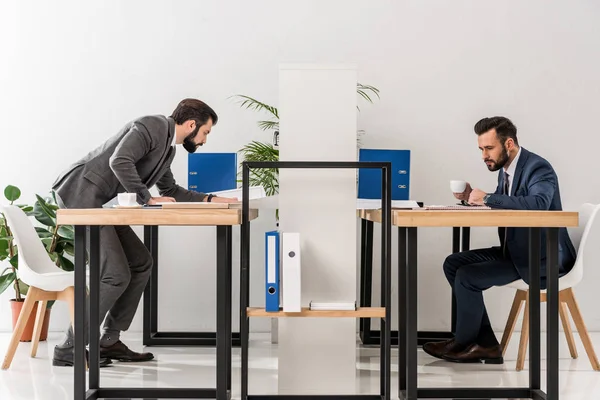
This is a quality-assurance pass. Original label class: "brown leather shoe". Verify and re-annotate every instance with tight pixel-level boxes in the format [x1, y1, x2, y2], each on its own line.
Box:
[422, 338, 460, 360]
[442, 343, 503, 364]
[100, 340, 154, 362]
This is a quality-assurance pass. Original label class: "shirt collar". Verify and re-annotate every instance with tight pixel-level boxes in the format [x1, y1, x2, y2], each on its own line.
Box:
[504, 146, 521, 178]
[171, 126, 177, 147]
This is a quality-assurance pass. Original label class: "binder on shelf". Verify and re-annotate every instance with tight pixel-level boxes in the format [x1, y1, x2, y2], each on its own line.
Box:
[265, 230, 280, 312]
[188, 152, 237, 193]
[358, 149, 411, 200]
[282, 232, 301, 312]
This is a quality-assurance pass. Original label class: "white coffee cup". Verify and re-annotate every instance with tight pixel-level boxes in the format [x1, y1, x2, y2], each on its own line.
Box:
[450, 180, 467, 193]
[117, 192, 137, 206]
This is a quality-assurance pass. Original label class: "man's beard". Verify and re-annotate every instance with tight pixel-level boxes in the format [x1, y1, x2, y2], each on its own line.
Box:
[182, 126, 202, 153]
[485, 145, 510, 171]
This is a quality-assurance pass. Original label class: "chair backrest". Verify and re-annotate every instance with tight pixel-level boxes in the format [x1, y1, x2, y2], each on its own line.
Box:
[567, 203, 600, 285]
[0, 205, 64, 280]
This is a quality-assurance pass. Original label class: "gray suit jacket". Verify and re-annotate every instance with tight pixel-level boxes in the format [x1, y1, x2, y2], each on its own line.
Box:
[52, 115, 206, 208]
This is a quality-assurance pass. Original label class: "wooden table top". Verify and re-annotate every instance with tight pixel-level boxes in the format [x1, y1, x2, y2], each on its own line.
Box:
[358, 209, 578, 228]
[57, 208, 259, 226]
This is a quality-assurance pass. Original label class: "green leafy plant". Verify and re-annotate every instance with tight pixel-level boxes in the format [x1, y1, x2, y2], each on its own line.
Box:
[0, 185, 75, 308]
[233, 83, 380, 198]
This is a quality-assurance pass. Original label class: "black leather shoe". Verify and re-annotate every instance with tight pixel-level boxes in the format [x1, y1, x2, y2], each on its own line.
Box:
[442, 343, 504, 364]
[100, 340, 154, 362]
[52, 346, 112, 367]
[422, 338, 459, 360]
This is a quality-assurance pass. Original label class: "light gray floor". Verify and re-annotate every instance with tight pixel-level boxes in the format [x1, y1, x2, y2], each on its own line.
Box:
[1, 331, 599, 399]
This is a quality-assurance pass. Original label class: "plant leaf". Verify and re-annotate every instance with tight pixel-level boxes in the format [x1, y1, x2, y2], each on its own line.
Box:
[58, 225, 74, 240]
[35, 227, 53, 238]
[4, 185, 21, 202]
[238, 141, 280, 196]
[57, 254, 74, 272]
[17, 205, 34, 213]
[9, 254, 18, 269]
[232, 95, 279, 119]
[0, 238, 9, 258]
[17, 279, 29, 296]
[62, 242, 75, 256]
[33, 198, 55, 227]
[0, 272, 16, 295]
[257, 120, 280, 131]
[35, 194, 57, 219]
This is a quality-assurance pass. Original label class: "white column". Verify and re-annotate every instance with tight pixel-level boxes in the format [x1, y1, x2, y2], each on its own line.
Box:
[277, 64, 358, 395]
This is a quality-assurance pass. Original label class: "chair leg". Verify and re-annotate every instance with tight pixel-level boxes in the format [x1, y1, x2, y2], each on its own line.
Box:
[30, 300, 48, 358]
[564, 288, 600, 371]
[2, 287, 41, 370]
[516, 293, 529, 371]
[501, 290, 526, 356]
[558, 293, 578, 359]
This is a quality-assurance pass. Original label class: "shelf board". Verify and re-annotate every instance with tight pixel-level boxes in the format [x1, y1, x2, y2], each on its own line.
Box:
[246, 307, 385, 318]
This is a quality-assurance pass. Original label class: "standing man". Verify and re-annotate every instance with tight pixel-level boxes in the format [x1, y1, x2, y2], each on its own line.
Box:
[423, 116, 576, 364]
[51, 98, 238, 367]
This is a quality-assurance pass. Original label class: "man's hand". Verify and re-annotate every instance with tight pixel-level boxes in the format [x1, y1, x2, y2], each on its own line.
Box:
[147, 196, 175, 205]
[211, 196, 239, 204]
[468, 189, 487, 205]
[453, 183, 473, 201]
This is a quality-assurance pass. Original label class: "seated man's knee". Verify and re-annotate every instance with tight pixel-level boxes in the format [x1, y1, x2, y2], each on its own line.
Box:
[443, 253, 462, 277]
[455, 267, 479, 290]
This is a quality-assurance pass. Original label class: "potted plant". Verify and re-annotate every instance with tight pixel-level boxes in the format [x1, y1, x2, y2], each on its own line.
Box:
[0, 185, 75, 342]
[233, 83, 380, 200]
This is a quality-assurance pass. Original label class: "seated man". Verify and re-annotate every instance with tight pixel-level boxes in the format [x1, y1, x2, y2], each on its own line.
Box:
[423, 116, 576, 364]
[51, 98, 238, 367]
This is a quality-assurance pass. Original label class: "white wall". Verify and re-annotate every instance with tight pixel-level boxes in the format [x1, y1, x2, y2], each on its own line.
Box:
[1, 0, 599, 337]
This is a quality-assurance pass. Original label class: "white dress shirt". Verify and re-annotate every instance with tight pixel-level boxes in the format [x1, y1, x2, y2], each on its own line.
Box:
[503, 146, 522, 196]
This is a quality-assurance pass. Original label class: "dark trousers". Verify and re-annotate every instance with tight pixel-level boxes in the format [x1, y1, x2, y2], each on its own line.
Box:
[443, 247, 521, 346]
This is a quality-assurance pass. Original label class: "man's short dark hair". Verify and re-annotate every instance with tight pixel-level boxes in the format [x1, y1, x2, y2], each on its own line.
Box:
[171, 98, 218, 126]
[474, 116, 518, 146]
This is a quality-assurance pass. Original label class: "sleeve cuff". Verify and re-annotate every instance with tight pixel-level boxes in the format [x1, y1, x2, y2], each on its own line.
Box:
[137, 189, 152, 205]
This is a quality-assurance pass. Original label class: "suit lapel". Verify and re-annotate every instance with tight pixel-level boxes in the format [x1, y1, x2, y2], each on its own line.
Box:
[510, 147, 530, 196]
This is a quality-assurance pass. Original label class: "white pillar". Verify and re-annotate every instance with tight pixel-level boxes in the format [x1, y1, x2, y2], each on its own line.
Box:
[277, 64, 358, 395]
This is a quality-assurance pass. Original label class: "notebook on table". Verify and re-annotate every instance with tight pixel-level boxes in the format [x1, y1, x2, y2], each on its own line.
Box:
[156, 202, 230, 209]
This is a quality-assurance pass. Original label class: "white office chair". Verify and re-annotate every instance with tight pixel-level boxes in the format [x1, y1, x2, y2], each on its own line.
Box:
[500, 203, 600, 371]
[1, 205, 75, 370]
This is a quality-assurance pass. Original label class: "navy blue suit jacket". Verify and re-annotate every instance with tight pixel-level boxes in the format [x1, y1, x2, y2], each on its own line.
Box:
[484, 148, 576, 287]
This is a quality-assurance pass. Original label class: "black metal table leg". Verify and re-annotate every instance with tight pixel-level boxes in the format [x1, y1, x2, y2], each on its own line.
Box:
[398, 227, 407, 398]
[406, 227, 418, 400]
[529, 228, 542, 394]
[359, 219, 374, 343]
[142, 225, 241, 346]
[546, 228, 560, 400]
[74, 225, 87, 400]
[89, 226, 101, 390]
[143, 225, 158, 345]
[216, 225, 233, 400]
